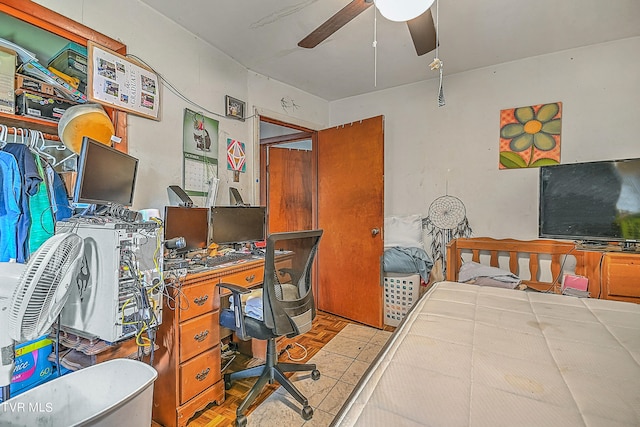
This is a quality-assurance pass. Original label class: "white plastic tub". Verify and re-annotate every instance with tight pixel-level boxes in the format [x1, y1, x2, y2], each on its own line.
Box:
[0, 359, 157, 426]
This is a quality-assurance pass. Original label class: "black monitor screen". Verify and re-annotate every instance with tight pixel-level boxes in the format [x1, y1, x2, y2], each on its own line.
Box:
[73, 137, 139, 206]
[211, 206, 266, 244]
[164, 206, 210, 251]
[539, 158, 640, 242]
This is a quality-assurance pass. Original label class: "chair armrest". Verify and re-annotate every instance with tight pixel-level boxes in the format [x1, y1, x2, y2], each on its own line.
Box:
[218, 282, 251, 340]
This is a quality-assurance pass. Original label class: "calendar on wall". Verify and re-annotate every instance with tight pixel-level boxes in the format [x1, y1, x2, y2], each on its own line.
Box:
[182, 109, 218, 196]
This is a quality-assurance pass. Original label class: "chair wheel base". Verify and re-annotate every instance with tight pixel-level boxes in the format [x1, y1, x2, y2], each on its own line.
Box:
[311, 369, 320, 380]
[235, 414, 247, 427]
[302, 405, 314, 420]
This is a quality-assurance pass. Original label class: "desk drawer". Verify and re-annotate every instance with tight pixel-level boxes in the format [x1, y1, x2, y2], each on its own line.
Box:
[180, 280, 219, 322]
[180, 311, 220, 362]
[180, 346, 221, 405]
[221, 265, 264, 291]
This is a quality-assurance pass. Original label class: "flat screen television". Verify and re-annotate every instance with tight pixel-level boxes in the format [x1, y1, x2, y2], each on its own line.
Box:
[211, 206, 266, 245]
[539, 159, 640, 243]
[73, 137, 139, 206]
[164, 206, 210, 251]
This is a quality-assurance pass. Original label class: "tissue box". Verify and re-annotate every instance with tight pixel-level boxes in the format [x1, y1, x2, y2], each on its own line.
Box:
[0, 46, 17, 113]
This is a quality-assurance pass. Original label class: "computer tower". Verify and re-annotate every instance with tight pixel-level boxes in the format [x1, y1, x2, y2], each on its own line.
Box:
[56, 220, 163, 342]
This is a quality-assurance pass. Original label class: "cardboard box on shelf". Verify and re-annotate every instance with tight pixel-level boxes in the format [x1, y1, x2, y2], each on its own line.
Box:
[0, 45, 17, 114]
[15, 73, 58, 96]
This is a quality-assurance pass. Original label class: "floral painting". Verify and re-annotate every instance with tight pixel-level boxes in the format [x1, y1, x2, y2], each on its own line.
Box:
[499, 102, 562, 169]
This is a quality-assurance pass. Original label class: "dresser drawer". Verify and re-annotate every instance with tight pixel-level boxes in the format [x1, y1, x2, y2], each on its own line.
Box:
[180, 280, 219, 322]
[603, 253, 640, 300]
[180, 311, 220, 362]
[180, 346, 221, 405]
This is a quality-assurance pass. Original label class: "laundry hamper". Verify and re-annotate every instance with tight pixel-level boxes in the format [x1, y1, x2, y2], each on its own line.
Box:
[383, 272, 420, 327]
[1, 358, 157, 426]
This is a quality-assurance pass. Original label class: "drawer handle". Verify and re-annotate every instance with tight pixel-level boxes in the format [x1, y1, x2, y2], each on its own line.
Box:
[193, 295, 209, 306]
[245, 274, 256, 283]
[195, 368, 210, 381]
[194, 330, 210, 342]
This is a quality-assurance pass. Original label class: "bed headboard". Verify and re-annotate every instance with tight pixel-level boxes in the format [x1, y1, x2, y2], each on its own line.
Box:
[446, 237, 586, 292]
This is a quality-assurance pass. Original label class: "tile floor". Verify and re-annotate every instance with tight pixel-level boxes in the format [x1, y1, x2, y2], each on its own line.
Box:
[245, 324, 392, 427]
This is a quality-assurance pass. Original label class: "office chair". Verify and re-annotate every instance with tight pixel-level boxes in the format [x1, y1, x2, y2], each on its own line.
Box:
[219, 229, 323, 427]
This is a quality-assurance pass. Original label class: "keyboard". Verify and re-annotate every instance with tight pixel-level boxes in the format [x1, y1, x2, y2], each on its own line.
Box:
[204, 252, 254, 267]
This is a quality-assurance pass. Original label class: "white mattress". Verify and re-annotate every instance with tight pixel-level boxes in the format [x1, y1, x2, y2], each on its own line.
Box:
[333, 281, 640, 426]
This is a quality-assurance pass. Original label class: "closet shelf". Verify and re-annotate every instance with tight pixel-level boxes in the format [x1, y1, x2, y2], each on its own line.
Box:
[0, 111, 61, 137]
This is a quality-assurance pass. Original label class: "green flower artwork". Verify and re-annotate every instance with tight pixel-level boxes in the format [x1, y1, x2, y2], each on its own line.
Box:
[499, 102, 562, 169]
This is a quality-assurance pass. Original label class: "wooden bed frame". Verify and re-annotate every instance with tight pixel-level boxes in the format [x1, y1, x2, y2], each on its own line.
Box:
[445, 237, 594, 293]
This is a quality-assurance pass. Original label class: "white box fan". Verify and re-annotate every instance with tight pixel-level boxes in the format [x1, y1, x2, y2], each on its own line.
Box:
[0, 232, 84, 400]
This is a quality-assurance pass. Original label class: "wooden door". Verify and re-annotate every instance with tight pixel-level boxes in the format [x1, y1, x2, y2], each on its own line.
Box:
[317, 116, 384, 328]
[266, 146, 313, 233]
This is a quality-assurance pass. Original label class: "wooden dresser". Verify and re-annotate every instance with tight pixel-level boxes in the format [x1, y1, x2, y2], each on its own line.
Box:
[152, 254, 293, 427]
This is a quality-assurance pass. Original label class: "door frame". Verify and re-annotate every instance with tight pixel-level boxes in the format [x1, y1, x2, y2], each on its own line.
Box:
[258, 116, 318, 231]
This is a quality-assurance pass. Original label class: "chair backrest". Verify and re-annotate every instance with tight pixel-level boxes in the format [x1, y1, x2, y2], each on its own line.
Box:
[262, 229, 323, 337]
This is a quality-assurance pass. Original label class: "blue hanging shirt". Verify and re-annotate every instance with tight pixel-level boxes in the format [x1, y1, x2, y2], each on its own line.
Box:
[0, 151, 21, 262]
[2, 143, 42, 262]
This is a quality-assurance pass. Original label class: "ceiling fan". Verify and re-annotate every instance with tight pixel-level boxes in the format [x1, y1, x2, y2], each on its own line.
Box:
[297, 0, 437, 56]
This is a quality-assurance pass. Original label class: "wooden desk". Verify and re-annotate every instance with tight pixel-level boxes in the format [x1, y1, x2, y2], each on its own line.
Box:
[152, 254, 293, 427]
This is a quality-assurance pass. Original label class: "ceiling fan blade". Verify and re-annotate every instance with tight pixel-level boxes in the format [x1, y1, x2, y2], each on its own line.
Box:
[298, 0, 373, 49]
[407, 9, 437, 56]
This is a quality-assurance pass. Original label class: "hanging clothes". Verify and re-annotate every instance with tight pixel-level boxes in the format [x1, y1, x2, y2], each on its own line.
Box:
[28, 155, 55, 253]
[2, 143, 42, 263]
[0, 150, 21, 262]
[45, 163, 73, 221]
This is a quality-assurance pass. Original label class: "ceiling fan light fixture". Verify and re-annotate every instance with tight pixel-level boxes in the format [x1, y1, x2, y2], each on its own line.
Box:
[374, 0, 435, 22]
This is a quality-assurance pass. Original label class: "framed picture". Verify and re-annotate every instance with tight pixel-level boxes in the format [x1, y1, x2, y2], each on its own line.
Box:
[225, 95, 245, 121]
[87, 41, 160, 120]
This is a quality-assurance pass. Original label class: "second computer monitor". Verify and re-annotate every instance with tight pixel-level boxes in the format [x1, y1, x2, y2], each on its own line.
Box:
[164, 206, 210, 251]
[211, 206, 266, 245]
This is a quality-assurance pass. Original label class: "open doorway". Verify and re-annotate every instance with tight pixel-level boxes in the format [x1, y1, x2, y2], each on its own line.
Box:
[259, 114, 385, 328]
[259, 117, 316, 235]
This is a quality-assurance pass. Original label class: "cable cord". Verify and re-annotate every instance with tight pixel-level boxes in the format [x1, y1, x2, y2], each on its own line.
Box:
[283, 342, 308, 362]
[221, 354, 236, 372]
[126, 53, 257, 121]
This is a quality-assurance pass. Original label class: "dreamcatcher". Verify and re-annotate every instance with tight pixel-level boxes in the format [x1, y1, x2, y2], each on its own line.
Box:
[423, 195, 472, 271]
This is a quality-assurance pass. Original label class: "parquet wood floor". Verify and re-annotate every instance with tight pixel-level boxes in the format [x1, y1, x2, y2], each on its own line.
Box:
[157, 311, 393, 427]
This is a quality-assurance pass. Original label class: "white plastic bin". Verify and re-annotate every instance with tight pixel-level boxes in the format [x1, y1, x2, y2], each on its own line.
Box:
[0, 359, 157, 426]
[383, 273, 420, 327]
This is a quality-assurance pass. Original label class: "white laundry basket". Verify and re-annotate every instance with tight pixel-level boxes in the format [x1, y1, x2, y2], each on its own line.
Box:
[383, 273, 420, 327]
[0, 358, 157, 426]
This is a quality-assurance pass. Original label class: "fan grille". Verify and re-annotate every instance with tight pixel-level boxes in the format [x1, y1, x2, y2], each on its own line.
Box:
[8, 233, 84, 342]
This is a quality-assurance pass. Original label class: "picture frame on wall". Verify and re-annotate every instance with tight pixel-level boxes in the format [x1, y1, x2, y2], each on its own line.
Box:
[225, 95, 245, 121]
[87, 41, 160, 120]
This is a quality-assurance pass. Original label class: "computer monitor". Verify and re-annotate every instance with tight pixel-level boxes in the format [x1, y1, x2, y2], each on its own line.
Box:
[73, 137, 139, 206]
[211, 206, 266, 245]
[164, 206, 210, 252]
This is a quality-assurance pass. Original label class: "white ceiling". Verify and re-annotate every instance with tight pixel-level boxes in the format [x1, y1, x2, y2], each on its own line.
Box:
[139, 0, 640, 101]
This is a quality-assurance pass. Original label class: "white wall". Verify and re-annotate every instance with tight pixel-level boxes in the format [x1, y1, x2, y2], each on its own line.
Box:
[34, 0, 329, 211]
[329, 37, 640, 240]
[28, 2, 640, 240]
